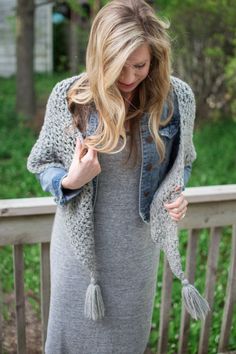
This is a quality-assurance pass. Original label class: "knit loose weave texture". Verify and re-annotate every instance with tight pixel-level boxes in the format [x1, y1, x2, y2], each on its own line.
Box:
[27, 75, 209, 321]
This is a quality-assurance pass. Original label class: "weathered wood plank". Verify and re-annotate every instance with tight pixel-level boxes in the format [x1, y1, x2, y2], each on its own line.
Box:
[198, 227, 221, 354]
[218, 225, 236, 352]
[40, 242, 51, 354]
[0, 215, 54, 246]
[1, 202, 236, 246]
[178, 229, 200, 354]
[179, 201, 236, 229]
[157, 256, 173, 354]
[183, 185, 236, 203]
[0, 197, 56, 217]
[13, 244, 26, 354]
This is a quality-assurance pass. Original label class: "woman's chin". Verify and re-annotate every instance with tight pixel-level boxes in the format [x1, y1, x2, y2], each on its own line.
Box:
[118, 82, 136, 91]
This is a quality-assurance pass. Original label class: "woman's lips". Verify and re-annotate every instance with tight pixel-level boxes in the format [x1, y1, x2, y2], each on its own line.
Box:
[118, 81, 136, 88]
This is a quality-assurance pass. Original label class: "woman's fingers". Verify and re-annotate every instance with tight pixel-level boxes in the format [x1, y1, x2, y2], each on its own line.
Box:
[164, 191, 188, 221]
[164, 194, 186, 210]
[169, 205, 187, 218]
[172, 200, 188, 214]
[86, 147, 97, 159]
[75, 138, 98, 161]
[75, 138, 92, 161]
[75, 138, 82, 157]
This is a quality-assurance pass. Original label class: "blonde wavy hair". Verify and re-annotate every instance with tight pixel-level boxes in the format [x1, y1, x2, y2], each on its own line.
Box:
[67, 0, 174, 164]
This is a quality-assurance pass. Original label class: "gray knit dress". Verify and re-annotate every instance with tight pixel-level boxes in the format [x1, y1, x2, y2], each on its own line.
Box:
[45, 130, 161, 354]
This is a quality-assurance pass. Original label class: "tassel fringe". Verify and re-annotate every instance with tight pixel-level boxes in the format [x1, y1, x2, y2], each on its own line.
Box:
[84, 276, 105, 321]
[181, 279, 210, 320]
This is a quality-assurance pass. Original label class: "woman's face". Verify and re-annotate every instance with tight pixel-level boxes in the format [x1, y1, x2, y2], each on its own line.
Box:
[117, 43, 151, 97]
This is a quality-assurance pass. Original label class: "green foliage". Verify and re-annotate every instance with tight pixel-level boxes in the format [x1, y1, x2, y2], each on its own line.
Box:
[225, 56, 236, 119]
[66, 0, 83, 14]
[53, 21, 70, 73]
[155, 0, 236, 121]
[190, 119, 236, 186]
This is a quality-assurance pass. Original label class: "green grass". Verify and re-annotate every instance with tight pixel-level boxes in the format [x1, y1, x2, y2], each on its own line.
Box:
[190, 119, 236, 186]
[0, 74, 235, 353]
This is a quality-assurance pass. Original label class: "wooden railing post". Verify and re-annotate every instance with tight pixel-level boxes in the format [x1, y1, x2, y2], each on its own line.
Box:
[198, 227, 221, 354]
[13, 244, 27, 354]
[178, 229, 200, 354]
[157, 256, 173, 354]
[218, 224, 236, 352]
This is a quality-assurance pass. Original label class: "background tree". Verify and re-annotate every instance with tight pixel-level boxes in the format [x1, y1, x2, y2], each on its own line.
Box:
[16, 0, 36, 121]
[68, 0, 91, 74]
[155, 0, 236, 121]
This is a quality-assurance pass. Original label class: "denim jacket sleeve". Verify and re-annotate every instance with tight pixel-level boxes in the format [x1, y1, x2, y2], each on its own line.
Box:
[183, 164, 192, 189]
[36, 167, 82, 206]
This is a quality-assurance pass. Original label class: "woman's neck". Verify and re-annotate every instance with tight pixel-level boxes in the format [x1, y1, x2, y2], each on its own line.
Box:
[122, 90, 135, 102]
[122, 89, 138, 111]
[120, 89, 140, 133]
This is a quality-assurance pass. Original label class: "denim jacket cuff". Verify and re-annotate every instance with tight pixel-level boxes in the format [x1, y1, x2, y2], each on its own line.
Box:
[52, 172, 82, 206]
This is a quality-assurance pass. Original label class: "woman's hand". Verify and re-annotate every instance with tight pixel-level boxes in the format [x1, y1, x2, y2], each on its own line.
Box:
[164, 187, 188, 222]
[61, 138, 101, 190]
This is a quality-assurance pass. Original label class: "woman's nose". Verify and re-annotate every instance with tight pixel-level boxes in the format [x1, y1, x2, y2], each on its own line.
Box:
[119, 66, 136, 84]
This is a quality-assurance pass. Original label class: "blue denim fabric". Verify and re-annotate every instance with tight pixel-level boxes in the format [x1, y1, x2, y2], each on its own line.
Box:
[36, 167, 82, 205]
[183, 165, 192, 188]
[36, 92, 193, 222]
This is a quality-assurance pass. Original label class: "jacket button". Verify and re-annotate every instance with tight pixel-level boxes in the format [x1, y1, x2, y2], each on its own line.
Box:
[146, 163, 153, 171]
[145, 135, 153, 143]
[144, 191, 150, 197]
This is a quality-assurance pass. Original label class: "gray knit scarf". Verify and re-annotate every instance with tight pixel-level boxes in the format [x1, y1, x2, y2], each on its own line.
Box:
[27, 75, 210, 322]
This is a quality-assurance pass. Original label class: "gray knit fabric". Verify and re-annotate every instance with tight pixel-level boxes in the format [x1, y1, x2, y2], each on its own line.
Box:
[26, 75, 195, 278]
[45, 134, 160, 354]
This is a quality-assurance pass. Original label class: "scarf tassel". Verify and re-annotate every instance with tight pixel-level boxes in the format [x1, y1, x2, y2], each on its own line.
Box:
[181, 279, 210, 320]
[84, 276, 105, 321]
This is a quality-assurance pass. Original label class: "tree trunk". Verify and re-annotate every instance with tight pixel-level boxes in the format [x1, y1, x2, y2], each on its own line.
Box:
[91, 0, 101, 20]
[69, 10, 79, 75]
[16, 0, 36, 121]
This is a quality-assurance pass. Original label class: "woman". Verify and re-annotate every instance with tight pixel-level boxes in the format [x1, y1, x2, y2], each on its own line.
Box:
[27, 1, 209, 353]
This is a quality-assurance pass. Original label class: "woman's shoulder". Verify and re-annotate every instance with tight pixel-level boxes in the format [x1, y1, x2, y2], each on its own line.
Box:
[170, 76, 196, 129]
[170, 75, 195, 104]
[50, 72, 86, 101]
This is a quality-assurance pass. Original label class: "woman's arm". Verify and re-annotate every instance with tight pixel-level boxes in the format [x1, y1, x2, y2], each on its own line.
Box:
[27, 78, 101, 204]
[27, 79, 75, 175]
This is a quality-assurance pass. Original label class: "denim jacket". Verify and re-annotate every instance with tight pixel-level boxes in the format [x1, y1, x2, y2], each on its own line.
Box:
[36, 93, 192, 223]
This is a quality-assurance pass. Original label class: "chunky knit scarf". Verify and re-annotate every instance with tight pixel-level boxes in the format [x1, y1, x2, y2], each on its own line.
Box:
[27, 75, 210, 322]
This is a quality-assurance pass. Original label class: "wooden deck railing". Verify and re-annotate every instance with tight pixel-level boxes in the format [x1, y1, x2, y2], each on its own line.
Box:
[0, 184, 236, 354]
